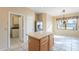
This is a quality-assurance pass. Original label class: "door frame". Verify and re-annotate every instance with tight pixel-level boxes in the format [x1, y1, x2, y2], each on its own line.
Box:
[8, 12, 24, 48]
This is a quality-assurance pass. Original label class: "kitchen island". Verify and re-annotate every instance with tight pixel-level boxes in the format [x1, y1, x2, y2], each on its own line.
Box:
[28, 32, 54, 51]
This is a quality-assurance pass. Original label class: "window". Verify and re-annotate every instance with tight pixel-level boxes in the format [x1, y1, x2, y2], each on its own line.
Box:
[67, 19, 77, 30]
[57, 17, 77, 30]
[57, 19, 67, 30]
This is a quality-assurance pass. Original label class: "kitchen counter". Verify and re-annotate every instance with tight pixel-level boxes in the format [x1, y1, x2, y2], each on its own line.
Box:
[28, 32, 53, 39]
[28, 32, 54, 51]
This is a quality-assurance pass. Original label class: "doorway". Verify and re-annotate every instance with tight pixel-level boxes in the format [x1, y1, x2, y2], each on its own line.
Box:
[8, 12, 24, 49]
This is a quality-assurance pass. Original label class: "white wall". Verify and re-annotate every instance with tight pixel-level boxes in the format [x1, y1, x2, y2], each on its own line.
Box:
[46, 14, 53, 32]
[13, 16, 19, 25]
[0, 15, 3, 49]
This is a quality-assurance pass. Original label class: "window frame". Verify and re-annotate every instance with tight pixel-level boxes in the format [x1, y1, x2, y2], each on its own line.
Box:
[56, 17, 78, 31]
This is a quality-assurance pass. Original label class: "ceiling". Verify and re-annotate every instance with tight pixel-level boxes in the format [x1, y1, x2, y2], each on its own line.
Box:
[30, 7, 79, 16]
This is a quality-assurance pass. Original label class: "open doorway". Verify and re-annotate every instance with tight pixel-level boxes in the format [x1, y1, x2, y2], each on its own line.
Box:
[8, 12, 24, 49]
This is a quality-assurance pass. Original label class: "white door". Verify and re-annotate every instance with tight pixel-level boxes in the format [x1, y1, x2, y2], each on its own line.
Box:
[26, 16, 34, 34]
[23, 15, 34, 50]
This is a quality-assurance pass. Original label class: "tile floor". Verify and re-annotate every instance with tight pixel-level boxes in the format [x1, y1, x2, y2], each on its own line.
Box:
[6, 35, 79, 51]
[6, 38, 26, 51]
[53, 35, 79, 51]
[10, 38, 22, 49]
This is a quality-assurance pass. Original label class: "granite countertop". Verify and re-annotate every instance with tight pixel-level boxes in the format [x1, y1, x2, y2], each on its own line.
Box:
[28, 32, 53, 39]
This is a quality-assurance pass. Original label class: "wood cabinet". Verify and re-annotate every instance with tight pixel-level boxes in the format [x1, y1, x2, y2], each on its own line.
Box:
[40, 36, 49, 51]
[48, 34, 54, 50]
[28, 32, 54, 51]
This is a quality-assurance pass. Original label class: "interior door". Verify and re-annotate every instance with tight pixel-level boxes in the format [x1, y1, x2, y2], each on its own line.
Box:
[23, 15, 34, 50]
[26, 16, 34, 34]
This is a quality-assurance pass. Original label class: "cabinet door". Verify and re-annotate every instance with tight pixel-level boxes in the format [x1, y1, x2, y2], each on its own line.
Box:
[40, 36, 49, 51]
[29, 36, 40, 51]
[29, 37, 35, 51]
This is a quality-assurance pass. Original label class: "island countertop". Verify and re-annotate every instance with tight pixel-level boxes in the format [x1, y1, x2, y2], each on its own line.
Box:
[28, 32, 53, 39]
